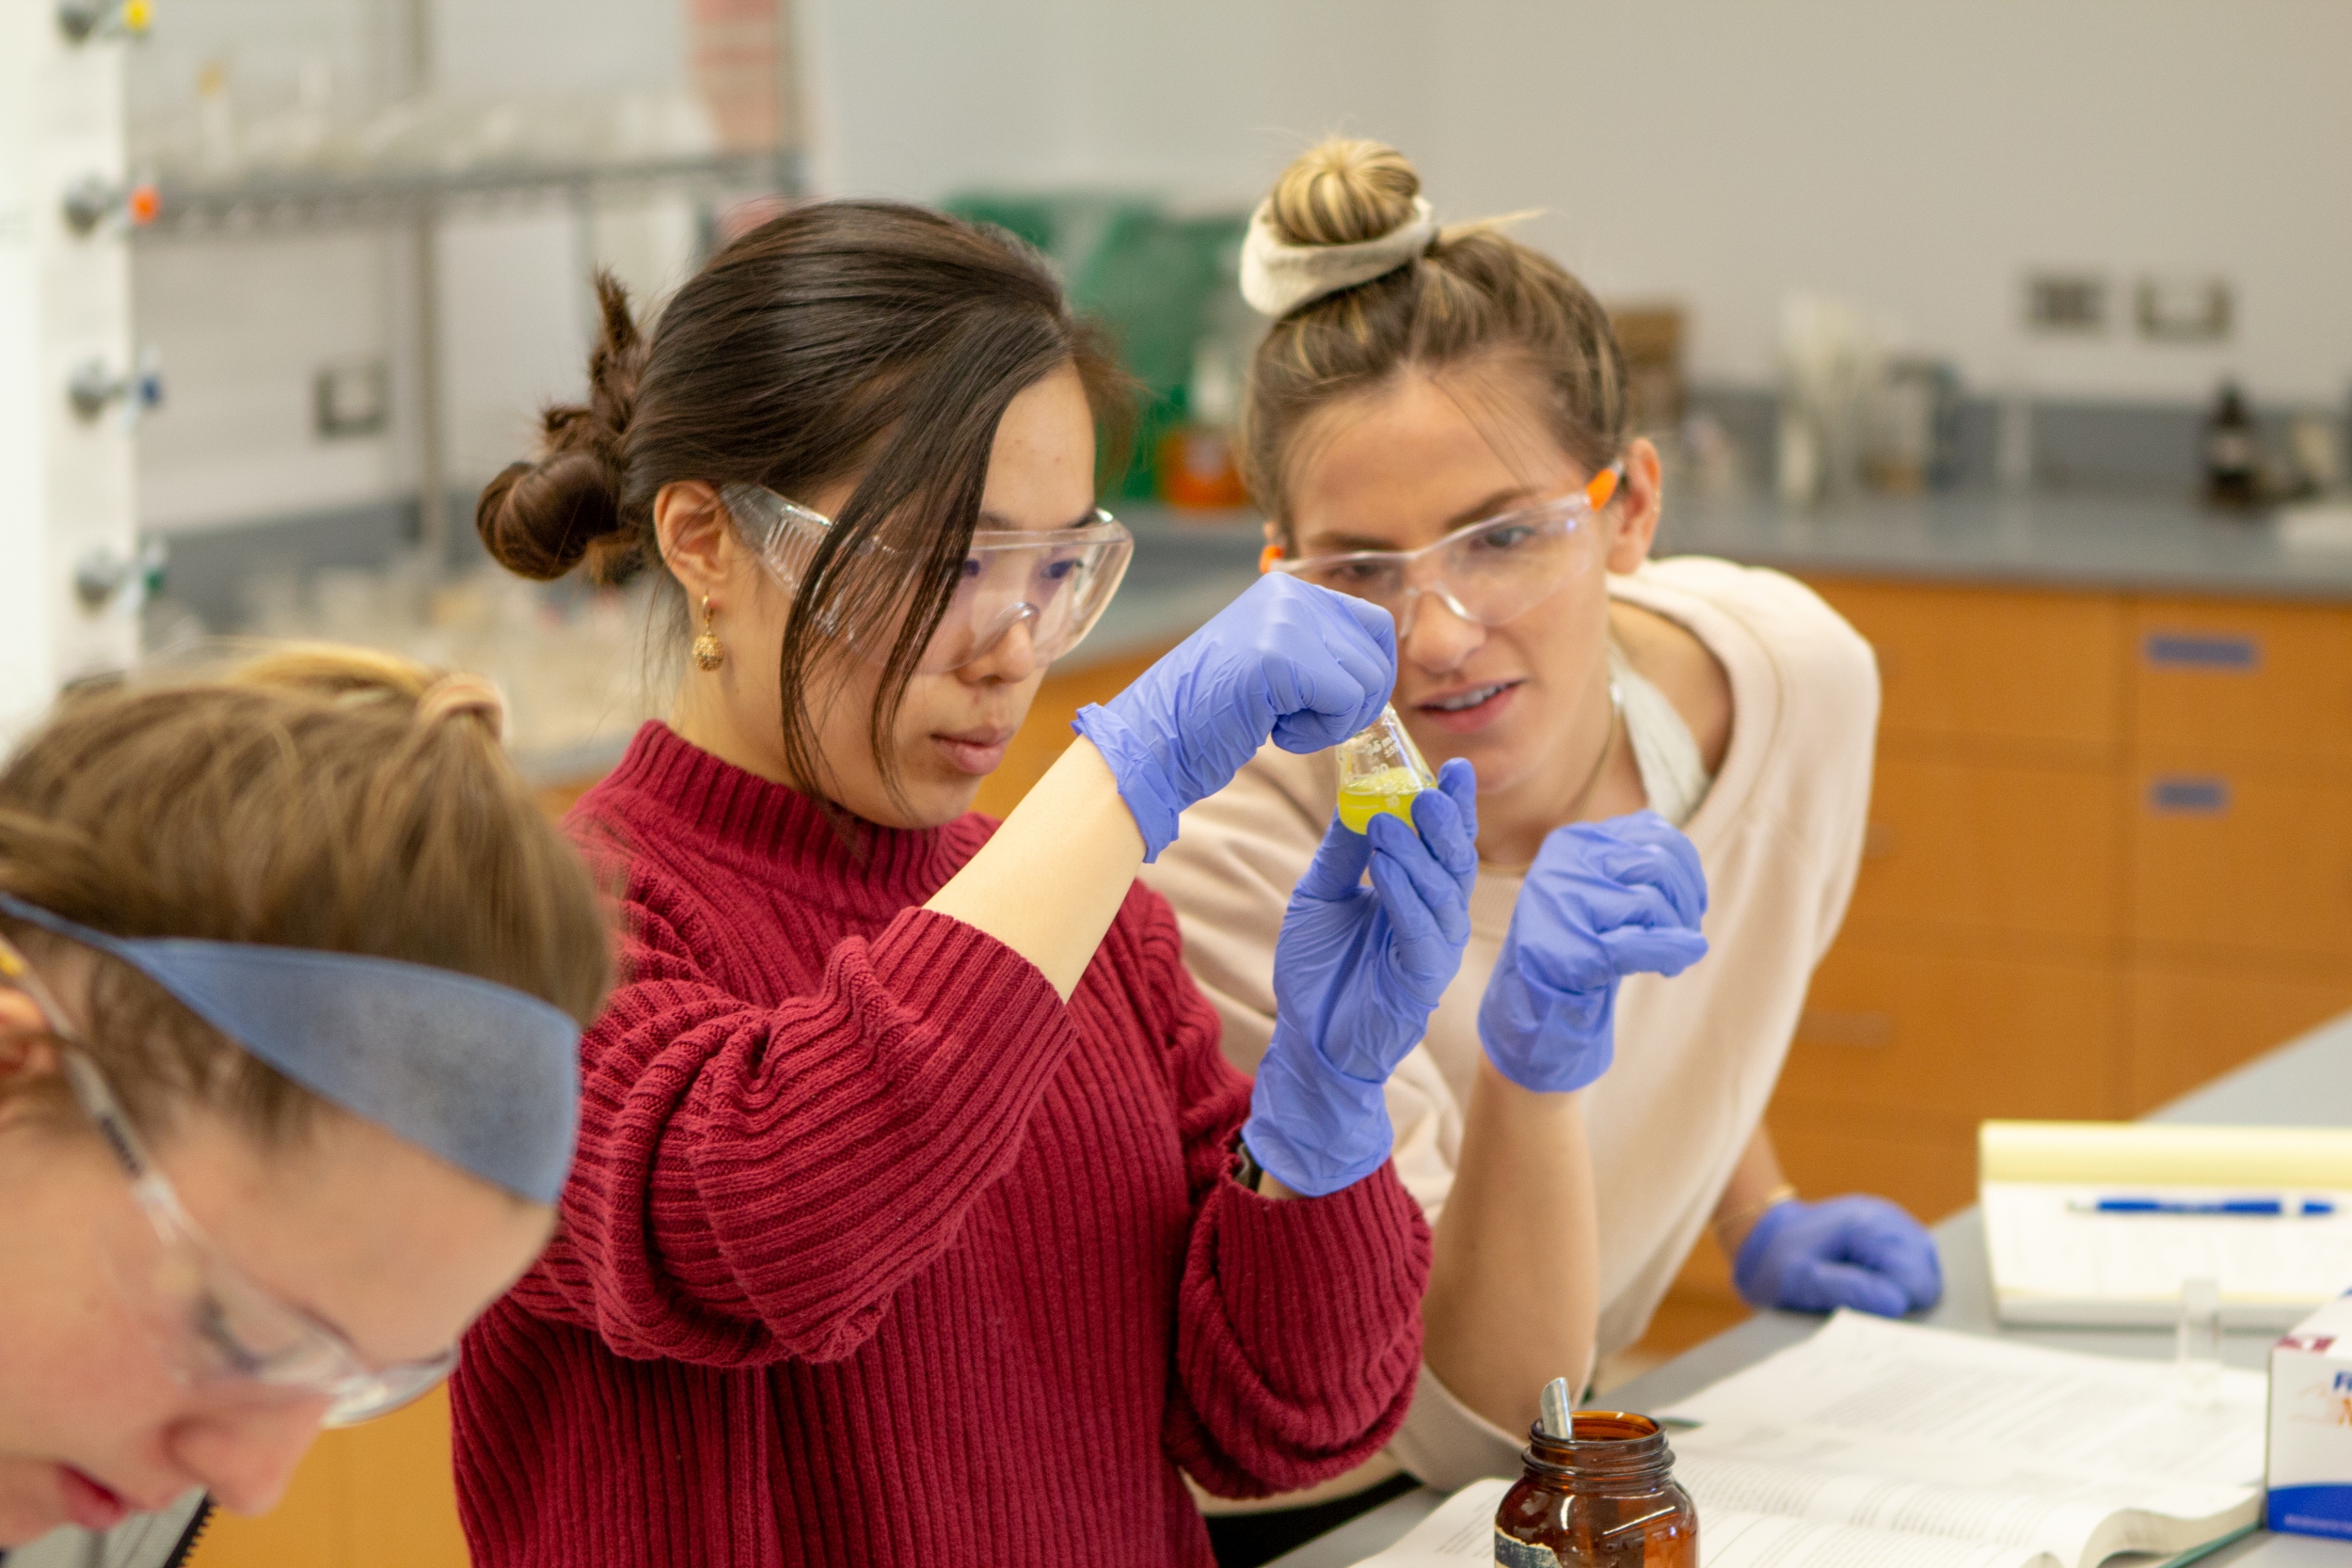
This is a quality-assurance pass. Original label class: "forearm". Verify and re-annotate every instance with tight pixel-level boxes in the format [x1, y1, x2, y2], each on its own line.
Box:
[1422, 1057, 1598, 1432]
[1709, 1123, 1794, 1256]
[925, 738, 1145, 999]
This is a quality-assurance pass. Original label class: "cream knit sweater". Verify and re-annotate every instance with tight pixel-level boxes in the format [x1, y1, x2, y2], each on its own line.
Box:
[1143, 556, 1878, 1492]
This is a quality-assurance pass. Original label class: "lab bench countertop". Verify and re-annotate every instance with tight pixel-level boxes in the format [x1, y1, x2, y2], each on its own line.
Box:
[1657, 487, 2352, 601]
[1272, 1005, 2352, 1568]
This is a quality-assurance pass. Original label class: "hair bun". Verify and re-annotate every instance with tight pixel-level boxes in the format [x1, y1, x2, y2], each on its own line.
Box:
[1267, 138, 1422, 247]
[476, 450, 628, 581]
[476, 270, 646, 582]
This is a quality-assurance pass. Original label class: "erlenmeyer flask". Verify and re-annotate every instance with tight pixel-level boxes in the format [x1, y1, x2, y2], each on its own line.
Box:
[1335, 705, 1438, 834]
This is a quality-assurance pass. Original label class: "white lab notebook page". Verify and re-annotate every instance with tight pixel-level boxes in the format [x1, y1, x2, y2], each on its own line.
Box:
[1982, 1180, 2352, 1326]
[1659, 1313, 2263, 1567]
[1349, 1477, 2051, 1567]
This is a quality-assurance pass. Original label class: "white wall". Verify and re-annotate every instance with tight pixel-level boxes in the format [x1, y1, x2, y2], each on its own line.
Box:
[804, 0, 2352, 404]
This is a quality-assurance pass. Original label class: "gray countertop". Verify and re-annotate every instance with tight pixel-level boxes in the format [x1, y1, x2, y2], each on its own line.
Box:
[1273, 1007, 2352, 1568]
[1657, 488, 2352, 601]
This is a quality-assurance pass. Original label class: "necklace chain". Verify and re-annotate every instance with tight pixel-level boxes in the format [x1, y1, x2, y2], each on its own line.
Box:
[1477, 680, 1625, 875]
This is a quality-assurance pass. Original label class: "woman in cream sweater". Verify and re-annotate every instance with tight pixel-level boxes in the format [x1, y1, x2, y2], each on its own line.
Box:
[1142, 139, 1941, 1557]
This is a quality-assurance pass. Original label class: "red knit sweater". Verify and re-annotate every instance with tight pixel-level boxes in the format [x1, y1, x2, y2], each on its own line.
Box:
[451, 723, 1431, 1566]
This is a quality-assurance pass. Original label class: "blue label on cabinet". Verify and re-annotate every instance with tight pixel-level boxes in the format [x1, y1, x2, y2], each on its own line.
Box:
[2147, 777, 2231, 815]
[2143, 632, 2261, 671]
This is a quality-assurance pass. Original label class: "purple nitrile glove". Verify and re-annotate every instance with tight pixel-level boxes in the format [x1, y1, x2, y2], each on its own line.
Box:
[1072, 574, 1393, 861]
[1476, 810, 1708, 1094]
[1242, 758, 1478, 1196]
[1734, 1195, 1945, 1316]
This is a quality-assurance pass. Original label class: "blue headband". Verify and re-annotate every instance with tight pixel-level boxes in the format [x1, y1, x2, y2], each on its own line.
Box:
[0, 894, 581, 1204]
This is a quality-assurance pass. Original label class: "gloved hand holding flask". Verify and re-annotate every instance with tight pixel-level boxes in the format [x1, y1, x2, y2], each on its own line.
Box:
[1477, 810, 1709, 1094]
[1073, 575, 1395, 862]
[1242, 758, 1479, 1196]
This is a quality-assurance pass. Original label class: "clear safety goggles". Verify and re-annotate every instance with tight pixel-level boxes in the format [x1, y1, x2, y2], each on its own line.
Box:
[722, 483, 1134, 674]
[1262, 463, 1624, 637]
[0, 932, 456, 1429]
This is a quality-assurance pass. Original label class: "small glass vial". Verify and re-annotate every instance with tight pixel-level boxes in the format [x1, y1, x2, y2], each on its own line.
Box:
[1334, 705, 1438, 834]
[1494, 1410, 1698, 1567]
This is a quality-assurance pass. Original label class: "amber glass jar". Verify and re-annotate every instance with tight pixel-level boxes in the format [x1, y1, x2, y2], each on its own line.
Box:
[1493, 1410, 1697, 1567]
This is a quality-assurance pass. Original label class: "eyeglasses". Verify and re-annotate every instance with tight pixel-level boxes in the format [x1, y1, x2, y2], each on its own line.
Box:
[722, 484, 1135, 674]
[0, 931, 457, 1429]
[1262, 463, 1625, 638]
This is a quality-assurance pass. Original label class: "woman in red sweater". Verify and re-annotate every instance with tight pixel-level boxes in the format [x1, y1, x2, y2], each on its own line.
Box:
[455, 201, 1480, 1565]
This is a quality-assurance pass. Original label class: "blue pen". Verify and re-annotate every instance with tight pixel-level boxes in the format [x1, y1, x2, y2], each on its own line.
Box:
[2073, 1196, 2337, 1217]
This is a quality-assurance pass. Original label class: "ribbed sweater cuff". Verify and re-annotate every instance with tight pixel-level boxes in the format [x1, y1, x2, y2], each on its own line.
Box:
[1177, 1160, 1430, 1492]
[1212, 1161, 1429, 1381]
[867, 905, 1061, 1022]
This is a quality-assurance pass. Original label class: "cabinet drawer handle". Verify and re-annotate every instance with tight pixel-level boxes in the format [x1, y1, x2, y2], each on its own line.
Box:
[1797, 1008, 1894, 1048]
[2143, 632, 2261, 672]
[2146, 776, 2231, 816]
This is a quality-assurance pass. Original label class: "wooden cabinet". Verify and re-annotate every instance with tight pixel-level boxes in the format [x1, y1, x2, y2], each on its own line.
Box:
[1842, 754, 2122, 952]
[1782, 944, 2123, 1123]
[2132, 598, 2352, 766]
[1767, 576, 2352, 1232]
[2130, 761, 2352, 962]
[1824, 580, 2125, 755]
[2128, 962, 2352, 1112]
[186, 1387, 469, 1568]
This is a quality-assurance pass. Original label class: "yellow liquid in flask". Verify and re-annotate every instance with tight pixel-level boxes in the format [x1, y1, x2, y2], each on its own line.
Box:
[1337, 766, 1426, 833]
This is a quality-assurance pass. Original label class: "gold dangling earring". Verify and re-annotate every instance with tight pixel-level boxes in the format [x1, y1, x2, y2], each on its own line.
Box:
[691, 594, 725, 672]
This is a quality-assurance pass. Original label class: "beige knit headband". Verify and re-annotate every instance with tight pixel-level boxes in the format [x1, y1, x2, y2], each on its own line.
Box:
[1238, 195, 1439, 320]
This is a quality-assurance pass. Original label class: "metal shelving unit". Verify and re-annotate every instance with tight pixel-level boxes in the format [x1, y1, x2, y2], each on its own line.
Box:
[132, 146, 798, 561]
[141, 148, 797, 233]
[119, 0, 802, 574]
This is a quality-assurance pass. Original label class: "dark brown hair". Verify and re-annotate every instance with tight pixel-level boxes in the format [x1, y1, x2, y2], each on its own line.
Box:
[0, 645, 612, 1148]
[1245, 139, 1631, 538]
[477, 199, 1132, 800]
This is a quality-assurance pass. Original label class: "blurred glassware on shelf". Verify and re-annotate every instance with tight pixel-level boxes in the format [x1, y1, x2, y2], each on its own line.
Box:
[228, 561, 660, 772]
[1995, 372, 2036, 498]
[2285, 412, 2344, 499]
[134, 70, 723, 190]
[1672, 409, 1750, 503]
[1871, 356, 1963, 493]
[2202, 381, 2263, 513]
[1612, 304, 1686, 436]
[1156, 328, 1250, 512]
[1776, 293, 1893, 507]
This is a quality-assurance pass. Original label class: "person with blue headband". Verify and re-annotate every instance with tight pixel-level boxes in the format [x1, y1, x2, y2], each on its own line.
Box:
[0, 647, 608, 1553]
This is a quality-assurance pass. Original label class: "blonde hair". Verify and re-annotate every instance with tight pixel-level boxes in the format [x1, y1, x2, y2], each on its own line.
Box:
[0, 644, 610, 1143]
[1244, 137, 1632, 532]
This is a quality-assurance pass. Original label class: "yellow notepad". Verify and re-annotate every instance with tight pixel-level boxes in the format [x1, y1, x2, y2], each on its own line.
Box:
[1981, 1121, 2352, 1327]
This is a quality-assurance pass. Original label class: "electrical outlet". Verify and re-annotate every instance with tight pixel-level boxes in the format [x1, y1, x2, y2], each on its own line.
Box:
[2136, 276, 2232, 342]
[313, 359, 388, 439]
[2023, 271, 2107, 334]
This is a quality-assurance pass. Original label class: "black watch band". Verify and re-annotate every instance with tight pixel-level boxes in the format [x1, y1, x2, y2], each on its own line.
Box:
[1232, 1137, 1265, 1194]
